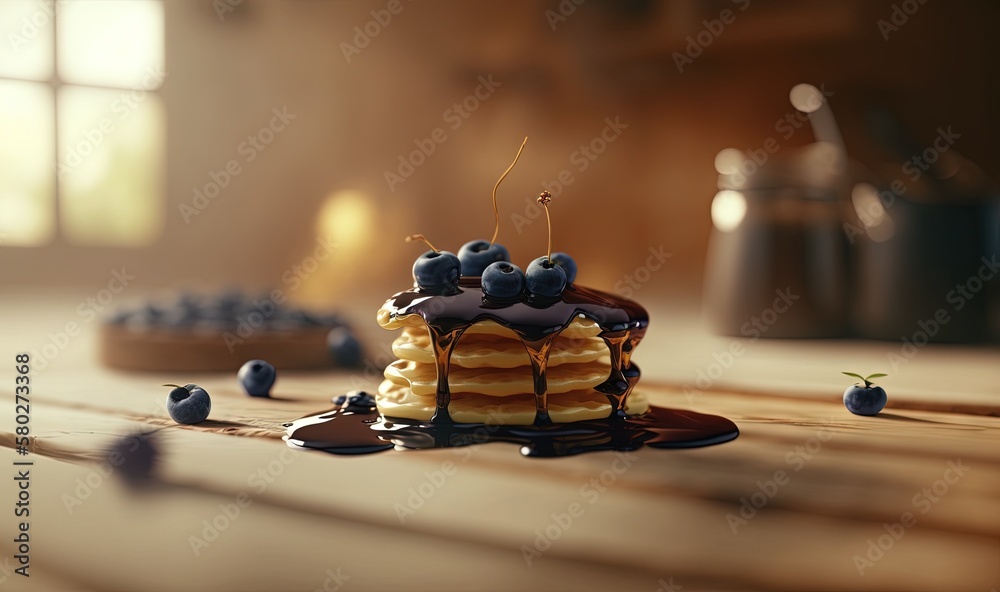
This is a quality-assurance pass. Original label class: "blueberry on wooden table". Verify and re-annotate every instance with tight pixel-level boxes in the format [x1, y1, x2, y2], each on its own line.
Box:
[238, 359, 276, 397]
[842, 372, 888, 416]
[164, 383, 212, 424]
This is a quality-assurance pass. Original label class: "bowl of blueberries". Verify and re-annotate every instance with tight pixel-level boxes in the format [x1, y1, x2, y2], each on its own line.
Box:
[100, 290, 364, 372]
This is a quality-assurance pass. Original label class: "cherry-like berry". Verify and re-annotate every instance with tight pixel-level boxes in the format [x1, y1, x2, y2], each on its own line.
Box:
[525, 256, 567, 297]
[412, 250, 461, 292]
[458, 240, 510, 276]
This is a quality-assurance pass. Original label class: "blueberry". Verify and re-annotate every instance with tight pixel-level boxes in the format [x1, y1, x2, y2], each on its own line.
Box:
[106, 309, 133, 325]
[215, 289, 245, 310]
[106, 431, 158, 485]
[140, 303, 167, 326]
[457, 240, 511, 276]
[841, 372, 888, 416]
[843, 385, 887, 416]
[525, 256, 568, 297]
[313, 313, 346, 328]
[482, 261, 525, 299]
[334, 390, 376, 412]
[162, 308, 197, 329]
[175, 292, 203, 312]
[165, 384, 211, 424]
[238, 359, 276, 397]
[327, 327, 363, 367]
[412, 250, 461, 291]
[550, 252, 578, 284]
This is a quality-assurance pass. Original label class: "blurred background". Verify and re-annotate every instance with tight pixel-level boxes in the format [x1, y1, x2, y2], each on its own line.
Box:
[1, 0, 999, 344]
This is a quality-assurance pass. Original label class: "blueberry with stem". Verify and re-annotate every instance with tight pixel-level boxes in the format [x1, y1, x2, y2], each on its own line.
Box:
[458, 137, 527, 275]
[525, 191, 570, 297]
[458, 240, 510, 277]
[842, 372, 888, 416]
[406, 233, 461, 293]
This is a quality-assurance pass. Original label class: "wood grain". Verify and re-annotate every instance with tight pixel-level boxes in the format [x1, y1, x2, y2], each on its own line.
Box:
[2, 293, 998, 591]
[2, 366, 998, 592]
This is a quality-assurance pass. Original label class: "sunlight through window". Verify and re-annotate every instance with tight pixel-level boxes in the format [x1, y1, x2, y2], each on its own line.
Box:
[0, 0, 164, 248]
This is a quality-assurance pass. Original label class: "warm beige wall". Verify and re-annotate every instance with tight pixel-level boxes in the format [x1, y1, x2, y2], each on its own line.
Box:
[2, 0, 997, 312]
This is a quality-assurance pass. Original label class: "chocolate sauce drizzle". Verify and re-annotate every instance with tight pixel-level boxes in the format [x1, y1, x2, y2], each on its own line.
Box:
[385, 278, 649, 425]
[284, 278, 739, 457]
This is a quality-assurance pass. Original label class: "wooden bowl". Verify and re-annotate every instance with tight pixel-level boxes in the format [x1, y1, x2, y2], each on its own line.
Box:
[99, 324, 333, 372]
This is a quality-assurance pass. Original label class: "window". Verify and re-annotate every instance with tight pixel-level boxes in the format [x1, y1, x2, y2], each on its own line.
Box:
[0, 0, 164, 247]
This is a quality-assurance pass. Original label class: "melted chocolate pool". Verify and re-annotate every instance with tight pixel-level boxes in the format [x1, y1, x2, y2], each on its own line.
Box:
[284, 278, 739, 457]
[285, 402, 738, 458]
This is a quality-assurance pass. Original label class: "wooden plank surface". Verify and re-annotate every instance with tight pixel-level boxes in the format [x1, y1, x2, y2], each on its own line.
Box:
[1, 295, 998, 591]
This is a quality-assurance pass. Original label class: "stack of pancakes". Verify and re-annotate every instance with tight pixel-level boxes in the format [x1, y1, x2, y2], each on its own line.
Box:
[376, 308, 648, 424]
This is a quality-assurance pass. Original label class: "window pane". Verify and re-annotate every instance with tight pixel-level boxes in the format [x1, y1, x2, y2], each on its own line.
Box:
[58, 86, 164, 246]
[58, 0, 164, 88]
[0, 81, 54, 246]
[0, 0, 54, 80]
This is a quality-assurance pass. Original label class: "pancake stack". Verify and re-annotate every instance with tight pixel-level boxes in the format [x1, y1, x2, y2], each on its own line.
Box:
[376, 308, 648, 425]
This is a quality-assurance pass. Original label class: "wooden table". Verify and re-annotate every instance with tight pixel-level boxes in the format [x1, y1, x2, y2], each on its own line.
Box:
[1, 294, 998, 591]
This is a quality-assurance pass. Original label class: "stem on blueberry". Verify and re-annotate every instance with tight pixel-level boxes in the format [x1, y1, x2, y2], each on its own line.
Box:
[489, 136, 528, 247]
[162, 383, 185, 389]
[841, 371, 888, 388]
[537, 190, 554, 261]
[405, 234, 440, 253]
